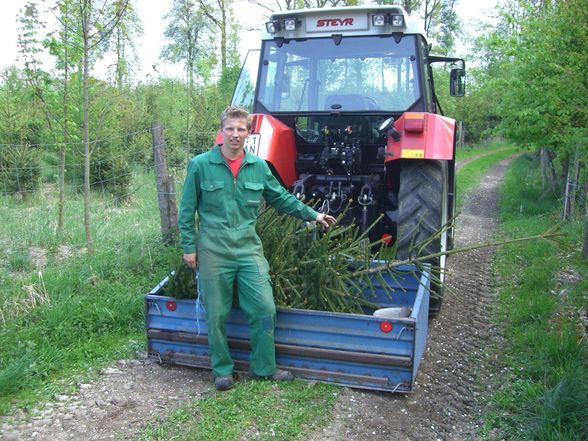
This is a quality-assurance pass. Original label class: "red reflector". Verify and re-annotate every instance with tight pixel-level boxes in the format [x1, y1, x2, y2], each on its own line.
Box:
[380, 233, 393, 245]
[166, 301, 177, 311]
[380, 321, 393, 333]
[403, 113, 425, 132]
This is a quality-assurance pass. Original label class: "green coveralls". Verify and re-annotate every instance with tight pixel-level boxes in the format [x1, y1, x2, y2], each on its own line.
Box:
[178, 145, 319, 377]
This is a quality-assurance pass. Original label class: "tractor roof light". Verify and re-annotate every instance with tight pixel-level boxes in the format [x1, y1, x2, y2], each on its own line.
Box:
[284, 18, 297, 31]
[372, 14, 387, 27]
[265, 20, 281, 34]
[390, 14, 404, 27]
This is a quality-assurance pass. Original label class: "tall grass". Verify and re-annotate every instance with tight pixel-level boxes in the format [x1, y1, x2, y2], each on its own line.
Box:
[483, 153, 588, 440]
[0, 170, 183, 413]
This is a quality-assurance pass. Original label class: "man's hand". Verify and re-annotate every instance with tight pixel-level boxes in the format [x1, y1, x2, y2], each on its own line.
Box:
[183, 253, 198, 269]
[315, 213, 337, 229]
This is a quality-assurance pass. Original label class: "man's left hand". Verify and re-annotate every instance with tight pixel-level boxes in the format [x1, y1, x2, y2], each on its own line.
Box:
[316, 213, 337, 229]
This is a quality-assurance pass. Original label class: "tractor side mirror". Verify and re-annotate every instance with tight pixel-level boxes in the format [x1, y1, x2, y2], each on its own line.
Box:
[450, 68, 466, 97]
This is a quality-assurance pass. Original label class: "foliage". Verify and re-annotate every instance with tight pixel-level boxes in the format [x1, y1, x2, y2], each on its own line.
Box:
[495, 0, 588, 161]
[165, 206, 399, 314]
[483, 153, 588, 440]
[139, 380, 338, 441]
[468, 0, 587, 160]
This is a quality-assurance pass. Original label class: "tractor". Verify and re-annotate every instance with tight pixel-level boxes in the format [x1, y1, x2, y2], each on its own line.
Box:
[228, 5, 466, 313]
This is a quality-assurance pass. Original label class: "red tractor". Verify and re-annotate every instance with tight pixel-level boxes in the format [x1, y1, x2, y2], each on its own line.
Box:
[227, 5, 466, 313]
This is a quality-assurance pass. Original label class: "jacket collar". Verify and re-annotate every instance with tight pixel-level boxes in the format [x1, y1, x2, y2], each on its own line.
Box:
[209, 144, 258, 165]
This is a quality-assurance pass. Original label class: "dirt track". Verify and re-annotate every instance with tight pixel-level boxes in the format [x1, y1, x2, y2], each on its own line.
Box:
[0, 158, 512, 441]
[308, 158, 512, 441]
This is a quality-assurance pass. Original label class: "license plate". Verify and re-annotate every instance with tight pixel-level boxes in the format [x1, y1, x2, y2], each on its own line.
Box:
[244, 134, 261, 156]
[401, 149, 425, 159]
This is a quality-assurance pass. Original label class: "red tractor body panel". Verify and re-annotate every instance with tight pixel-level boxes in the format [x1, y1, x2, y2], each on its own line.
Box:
[385, 112, 456, 163]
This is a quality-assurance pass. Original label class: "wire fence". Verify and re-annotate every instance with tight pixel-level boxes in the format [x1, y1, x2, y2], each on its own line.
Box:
[0, 126, 218, 257]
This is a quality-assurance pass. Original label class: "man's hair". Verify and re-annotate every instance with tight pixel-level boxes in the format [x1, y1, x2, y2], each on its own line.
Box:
[220, 106, 251, 130]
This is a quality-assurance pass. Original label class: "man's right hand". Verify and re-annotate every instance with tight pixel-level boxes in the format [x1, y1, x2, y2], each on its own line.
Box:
[183, 253, 198, 269]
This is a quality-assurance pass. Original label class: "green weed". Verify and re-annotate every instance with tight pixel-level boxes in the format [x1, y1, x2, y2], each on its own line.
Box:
[0, 171, 182, 412]
[139, 380, 338, 441]
[482, 153, 588, 440]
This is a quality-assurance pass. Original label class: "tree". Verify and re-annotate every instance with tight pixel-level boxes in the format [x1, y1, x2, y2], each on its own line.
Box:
[44, 0, 83, 231]
[496, 0, 587, 192]
[198, 0, 232, 71]
[162, 0, 212, 139]
[108, 0, 142, 89]
[78, 0, 135, 251]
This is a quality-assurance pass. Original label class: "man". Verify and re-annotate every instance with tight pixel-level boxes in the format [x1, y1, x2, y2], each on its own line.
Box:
[178, 106, 336, 391]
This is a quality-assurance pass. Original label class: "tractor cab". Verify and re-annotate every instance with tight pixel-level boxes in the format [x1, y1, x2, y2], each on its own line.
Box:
[231, 6, 466, 312]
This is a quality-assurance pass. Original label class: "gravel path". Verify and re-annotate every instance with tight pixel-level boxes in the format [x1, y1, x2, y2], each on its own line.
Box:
[0, 157, 513, 441]
[309, 157, 513, 441]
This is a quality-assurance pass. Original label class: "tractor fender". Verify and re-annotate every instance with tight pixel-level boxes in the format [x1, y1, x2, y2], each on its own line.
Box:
[385, 112, 455, 162]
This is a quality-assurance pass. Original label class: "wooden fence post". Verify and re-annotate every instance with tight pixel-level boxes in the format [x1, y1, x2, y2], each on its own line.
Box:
[456, 121, 464, 149]
[152, 122, 179, 245]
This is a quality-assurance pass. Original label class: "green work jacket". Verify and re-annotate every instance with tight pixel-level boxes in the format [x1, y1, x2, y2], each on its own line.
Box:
[178, 145, 319, 254]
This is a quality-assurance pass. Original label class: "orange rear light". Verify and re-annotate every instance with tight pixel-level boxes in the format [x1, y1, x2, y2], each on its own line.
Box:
[403, 113, 425, 132]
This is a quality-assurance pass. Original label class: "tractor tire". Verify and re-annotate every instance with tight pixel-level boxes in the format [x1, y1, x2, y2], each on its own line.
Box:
[396, 160, 449, 315]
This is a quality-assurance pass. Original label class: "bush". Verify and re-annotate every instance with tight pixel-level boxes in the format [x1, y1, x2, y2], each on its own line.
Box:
[90, 143, 133, 204]
[0, 145, 41, 196]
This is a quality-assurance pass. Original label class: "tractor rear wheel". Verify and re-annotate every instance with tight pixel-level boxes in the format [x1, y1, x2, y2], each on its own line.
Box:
[396, 160, 449, 315]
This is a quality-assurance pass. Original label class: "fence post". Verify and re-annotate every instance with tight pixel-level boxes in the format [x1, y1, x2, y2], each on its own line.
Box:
[152, 122, 179, 245]
[456, 121, 464, 149]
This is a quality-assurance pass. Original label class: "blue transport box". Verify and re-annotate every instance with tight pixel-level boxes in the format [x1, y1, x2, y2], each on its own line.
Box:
[145, 264, 430, 393]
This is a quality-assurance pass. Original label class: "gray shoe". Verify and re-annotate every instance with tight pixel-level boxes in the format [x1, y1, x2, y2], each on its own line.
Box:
[251, 369, 294, 381]
[214, 375, 234, 391]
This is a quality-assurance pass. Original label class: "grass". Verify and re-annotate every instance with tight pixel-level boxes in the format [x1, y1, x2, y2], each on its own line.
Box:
[455, 141, 515, 161]
[0, 159, 343, 440]
[481, 153, 588, 440]
[0, 170, 182, 413]
[0, 164, 341, 439]
[139, 380, 339, 441]
[455, 144, 520, 208]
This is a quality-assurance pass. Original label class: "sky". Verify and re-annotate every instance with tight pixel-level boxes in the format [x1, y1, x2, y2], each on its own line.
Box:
[0, 0, 498, 81]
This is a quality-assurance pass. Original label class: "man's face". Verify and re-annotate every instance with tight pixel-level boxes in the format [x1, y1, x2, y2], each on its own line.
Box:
[221, 117, 249, 153]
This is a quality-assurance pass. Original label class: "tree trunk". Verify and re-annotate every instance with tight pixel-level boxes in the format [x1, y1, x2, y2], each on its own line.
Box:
[569, 146, 581, 217]
[219, 0, 227, 71]
[562, 146, 581, 220]
[58, 7, 70, 234]
[560, 156, 569, 197]
[539, 147, 557, 195]
[82, 0, 93, 253]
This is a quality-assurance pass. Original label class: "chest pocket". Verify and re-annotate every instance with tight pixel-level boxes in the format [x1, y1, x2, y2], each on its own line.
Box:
[200, 181, 225, 209]
[243, 181, 263, 207]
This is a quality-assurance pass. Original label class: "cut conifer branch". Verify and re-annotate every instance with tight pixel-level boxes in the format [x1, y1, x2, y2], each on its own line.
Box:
[164, 206, 564, 314]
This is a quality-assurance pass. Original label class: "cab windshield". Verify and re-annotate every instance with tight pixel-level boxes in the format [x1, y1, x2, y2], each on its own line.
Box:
[256, 35, 420, 113]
